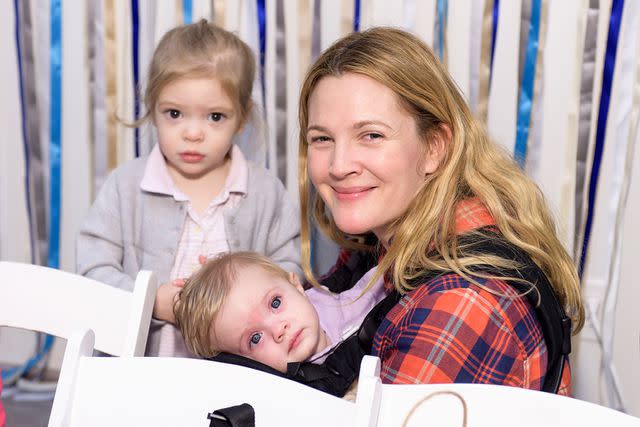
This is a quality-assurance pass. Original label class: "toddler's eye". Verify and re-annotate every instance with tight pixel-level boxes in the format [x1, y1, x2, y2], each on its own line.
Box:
[167, 109, 181, 119]
[209, 112, 224, 122]
[271, 296, 281, 309]
[250, 332, 262, 346]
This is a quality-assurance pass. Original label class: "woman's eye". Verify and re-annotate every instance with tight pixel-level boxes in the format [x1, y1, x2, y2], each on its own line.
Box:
[209, 112, 224, 122]
[271, 296, 281, 309]
[167, 109, 181, 119]
[250, 332, 262, 346]
[365, 132, 383, 140]
[309, 135, 330, 144]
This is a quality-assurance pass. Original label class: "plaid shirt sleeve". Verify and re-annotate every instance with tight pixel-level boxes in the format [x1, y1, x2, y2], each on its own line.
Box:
[372, 273, 572, 393]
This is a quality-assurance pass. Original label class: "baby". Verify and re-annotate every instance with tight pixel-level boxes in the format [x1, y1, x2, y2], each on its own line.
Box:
[173, 251, 384, 373]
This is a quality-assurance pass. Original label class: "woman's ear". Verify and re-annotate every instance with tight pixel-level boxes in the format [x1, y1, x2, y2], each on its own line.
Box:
[422, 123, 451, 175]
[289, 272, 304, 293]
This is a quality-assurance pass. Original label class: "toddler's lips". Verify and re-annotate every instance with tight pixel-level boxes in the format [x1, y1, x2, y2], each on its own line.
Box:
[180, 152, 204, 163]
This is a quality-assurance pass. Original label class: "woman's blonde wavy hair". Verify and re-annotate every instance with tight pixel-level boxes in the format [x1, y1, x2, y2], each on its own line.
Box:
[297, 27, 584, 332]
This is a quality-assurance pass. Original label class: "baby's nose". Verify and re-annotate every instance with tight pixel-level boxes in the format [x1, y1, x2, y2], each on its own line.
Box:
[273, 321, 289, 343]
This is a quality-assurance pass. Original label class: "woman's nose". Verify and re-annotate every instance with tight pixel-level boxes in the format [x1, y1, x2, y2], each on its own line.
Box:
[328, 141, 360, 178]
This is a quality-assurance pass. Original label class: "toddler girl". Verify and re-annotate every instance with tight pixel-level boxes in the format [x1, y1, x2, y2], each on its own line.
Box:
[76, 20, 301, 356]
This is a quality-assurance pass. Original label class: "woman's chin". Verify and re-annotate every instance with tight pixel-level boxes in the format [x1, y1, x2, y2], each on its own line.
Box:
[333, 218, 373, 236]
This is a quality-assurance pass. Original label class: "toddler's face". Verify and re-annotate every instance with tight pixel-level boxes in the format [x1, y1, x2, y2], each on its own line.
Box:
[153, 77, 242, 182]
[211, 266, 329, 372]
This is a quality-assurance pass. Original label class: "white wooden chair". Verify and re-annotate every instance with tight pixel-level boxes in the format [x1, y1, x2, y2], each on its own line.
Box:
[51, 331, 640, 427]
[0, 261, 156, 357]
[356, 356, 640, 427]
[51, 329, 359, 427]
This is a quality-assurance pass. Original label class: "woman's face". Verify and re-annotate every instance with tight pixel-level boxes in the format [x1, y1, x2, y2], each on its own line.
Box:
[306, 73, 438, 243]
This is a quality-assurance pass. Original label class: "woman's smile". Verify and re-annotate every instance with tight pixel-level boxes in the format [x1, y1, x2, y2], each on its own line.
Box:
[332, 186, 375, 201]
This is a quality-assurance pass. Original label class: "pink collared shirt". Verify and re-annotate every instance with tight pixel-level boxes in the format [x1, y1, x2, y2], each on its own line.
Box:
[141, 144, 248, 356]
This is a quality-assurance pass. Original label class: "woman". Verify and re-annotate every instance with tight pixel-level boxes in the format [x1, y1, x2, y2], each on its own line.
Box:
[298, 27, 584, 395]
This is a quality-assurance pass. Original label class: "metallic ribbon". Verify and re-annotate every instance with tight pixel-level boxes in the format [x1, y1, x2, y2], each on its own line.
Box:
[311, 0, 321, 61]
[88, 0, 109, 195]
[477, 0, 494, 122]
[573, 0, 600, 257]
[213, 0, 226, 28]
[514, 0, 541, 167]
[522, 0, 547, 179]
[2, 0, 54, 386]
[275, 0, 287, 183]
[600, 0, 639, 410]
[579, 0, 625, 276]
[105, 0, 118, 170]
[14, 0, 47, 266]
[341, 0, 354, 38]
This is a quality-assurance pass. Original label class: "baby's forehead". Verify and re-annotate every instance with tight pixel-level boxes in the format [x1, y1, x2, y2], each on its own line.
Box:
[233, 262, 288, 282]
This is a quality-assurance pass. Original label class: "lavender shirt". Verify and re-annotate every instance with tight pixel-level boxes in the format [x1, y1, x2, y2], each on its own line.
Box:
[306, 267, 386, 362]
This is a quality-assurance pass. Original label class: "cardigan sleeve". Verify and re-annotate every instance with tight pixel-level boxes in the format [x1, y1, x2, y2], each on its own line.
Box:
[76, 171, 135, 291]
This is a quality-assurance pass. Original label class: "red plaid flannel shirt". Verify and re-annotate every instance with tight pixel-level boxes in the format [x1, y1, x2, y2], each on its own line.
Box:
[329, 199, 571, 394]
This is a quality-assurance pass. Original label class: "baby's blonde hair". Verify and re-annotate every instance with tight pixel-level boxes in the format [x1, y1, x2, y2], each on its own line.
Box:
[174, 252, 289, 358]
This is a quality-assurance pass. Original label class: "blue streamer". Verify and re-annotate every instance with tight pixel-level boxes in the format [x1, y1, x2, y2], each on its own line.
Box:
[436, 0, 449, 61]
[353, 0, 361, 32]
[43, 0, 62, 362]
[486, 0, 501, 91]
[513, 0, 541, 167]
[132, 0, 140, 157]
[579, 0, 625, 277]
[49, 0, 61, 270]
[257, 0, 266, 120]
[490, 0, 500, 73]
[2, 0, 56, 383]
[1, 337, 55, 382]
[183, 0, 192, 24]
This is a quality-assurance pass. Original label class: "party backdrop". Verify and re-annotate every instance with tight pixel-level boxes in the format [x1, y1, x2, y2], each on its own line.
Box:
[1, 0, 639, 415]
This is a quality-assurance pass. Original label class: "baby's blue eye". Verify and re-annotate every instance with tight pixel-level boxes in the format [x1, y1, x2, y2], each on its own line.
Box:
[271, 297, 281, 309]
[250, 332, 262, 346]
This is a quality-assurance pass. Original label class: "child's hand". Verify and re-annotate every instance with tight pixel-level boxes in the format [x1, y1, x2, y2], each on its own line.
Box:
[153, 279, 185, 323]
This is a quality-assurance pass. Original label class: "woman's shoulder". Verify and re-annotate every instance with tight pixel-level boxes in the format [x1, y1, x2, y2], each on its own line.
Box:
[394, 274, 539, 330]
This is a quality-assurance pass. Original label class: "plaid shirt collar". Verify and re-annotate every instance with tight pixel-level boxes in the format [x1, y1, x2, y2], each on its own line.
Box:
[453, 197, 495, 233]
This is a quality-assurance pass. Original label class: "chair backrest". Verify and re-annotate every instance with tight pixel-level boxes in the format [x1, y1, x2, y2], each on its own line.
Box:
[50, 329, 358, 427]
[0, 261, 156, 357]
[356, 356, 640, 427]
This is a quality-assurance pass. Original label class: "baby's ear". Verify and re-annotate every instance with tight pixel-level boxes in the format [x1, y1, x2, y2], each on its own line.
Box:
[288, 272, 304, 293]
